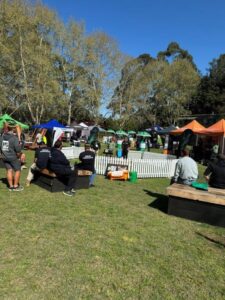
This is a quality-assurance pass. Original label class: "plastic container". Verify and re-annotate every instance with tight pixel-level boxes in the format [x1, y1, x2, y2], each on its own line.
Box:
[129, 171, 137, 183]
[117, 149, 122, 158]
[117, 140, 122, 149]
[140, 142, 146, 151]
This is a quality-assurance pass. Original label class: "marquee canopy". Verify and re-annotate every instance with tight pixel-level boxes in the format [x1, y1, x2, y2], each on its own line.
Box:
[198, 119, 225, 136]
[0, 113, 29, 129]
[170, 120, 206, 135]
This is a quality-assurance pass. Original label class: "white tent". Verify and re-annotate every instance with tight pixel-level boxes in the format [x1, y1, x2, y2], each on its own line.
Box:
[79, 122, 88, 128]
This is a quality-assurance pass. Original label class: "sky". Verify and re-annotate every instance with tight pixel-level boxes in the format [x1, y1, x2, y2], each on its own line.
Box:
[42, 0, 225, 75]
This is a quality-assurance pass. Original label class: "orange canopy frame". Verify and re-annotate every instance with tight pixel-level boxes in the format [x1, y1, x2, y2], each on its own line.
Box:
[199, 119, 225, 136]
[170, 120, 206, 135]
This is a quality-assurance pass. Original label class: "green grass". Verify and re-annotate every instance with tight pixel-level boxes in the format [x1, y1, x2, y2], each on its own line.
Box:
[0, 151, 225, 299]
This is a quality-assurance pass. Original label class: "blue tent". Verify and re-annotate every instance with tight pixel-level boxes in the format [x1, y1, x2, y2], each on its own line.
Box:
[32, 119, 66, 129]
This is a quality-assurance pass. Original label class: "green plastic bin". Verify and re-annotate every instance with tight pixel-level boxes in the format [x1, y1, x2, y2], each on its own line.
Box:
[129, 171, 137, 183]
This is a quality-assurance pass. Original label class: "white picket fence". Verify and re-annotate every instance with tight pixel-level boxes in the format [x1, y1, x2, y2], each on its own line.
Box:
[61, 147, 177, 178]
[62, 146, 84, 159]
[95, 156, 177, 178]
[128, 150, 176, 160]
[142, 151, 176, 160]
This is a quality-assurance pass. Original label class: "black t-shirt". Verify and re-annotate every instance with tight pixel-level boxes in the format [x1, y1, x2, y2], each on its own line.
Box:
[35, 147, 51, 169]
[49, 148, 70, 173]
[204, 160, 225, 189]
[122, 140, 130, 151]
[79, 150, 95, 172]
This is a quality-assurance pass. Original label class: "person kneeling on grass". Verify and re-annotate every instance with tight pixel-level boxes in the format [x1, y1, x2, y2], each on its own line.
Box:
[49, 140, 76, 197]
[26, 142, 51, 186]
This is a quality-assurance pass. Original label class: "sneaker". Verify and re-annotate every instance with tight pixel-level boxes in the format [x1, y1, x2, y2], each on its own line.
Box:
[89, 184, 95, 188]
[71, 189, 76, 193]
[63, 190, 74, 197]
[13, 185, 24, 192]
[8, 187, 14, 191]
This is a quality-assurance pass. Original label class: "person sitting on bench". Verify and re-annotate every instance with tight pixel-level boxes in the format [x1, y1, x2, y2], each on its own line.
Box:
[26, 142, 51, 186]
[75, 143, 96, 187]
[49, 140, 76, 197]
[172, 147, 198, 185]
[204, 153, 225, 189]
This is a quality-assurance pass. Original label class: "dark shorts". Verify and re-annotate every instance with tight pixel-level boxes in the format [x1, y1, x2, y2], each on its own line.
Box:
[3, 159, 21, 171]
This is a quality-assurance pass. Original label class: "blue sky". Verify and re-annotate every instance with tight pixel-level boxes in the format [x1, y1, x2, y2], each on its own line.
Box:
[42, 0, 225, 74]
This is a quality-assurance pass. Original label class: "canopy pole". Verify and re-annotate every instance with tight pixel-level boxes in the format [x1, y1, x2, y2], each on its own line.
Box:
[222, 136, 225, 154]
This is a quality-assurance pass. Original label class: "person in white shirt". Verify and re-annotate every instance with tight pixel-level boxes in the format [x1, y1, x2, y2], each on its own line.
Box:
[172, 147, 198, 185]
[35, 131, 43, 145]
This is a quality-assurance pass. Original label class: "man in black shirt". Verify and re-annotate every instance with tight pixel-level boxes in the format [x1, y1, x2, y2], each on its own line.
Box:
[204, 154, 225, 189]
[75, 143, 96, 187]
[49, 140, 76, 196]
[122, 137, 130, 159]
[26, 143, 51, 186]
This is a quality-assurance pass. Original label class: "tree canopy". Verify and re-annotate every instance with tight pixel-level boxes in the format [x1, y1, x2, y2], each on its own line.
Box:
[0, 1, 224, 128]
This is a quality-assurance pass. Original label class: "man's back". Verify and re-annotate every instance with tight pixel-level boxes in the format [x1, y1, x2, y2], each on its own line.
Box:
[35, 147, 51, 169]
[0, 132, 21, 161]
[175, 156, 198, 181]
[79, 150, 95, 172]
[204, 159, 225, 189]
[49, 147, 70, 173]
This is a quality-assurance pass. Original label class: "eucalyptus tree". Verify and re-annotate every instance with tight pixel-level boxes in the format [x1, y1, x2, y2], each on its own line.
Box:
[108, 54, 152, 128]
[191, 54, 225, 115]
[0, 0, 62, 124]
[109, 45, 200, 127]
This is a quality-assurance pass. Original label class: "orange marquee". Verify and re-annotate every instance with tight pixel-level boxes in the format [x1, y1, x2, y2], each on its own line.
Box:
[199, 119, 225, 136]
[170, 120, 206, 135]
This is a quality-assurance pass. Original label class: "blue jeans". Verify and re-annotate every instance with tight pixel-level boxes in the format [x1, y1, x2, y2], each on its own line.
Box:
[177, 177, 196, 186]
[90, 173, 96, 186]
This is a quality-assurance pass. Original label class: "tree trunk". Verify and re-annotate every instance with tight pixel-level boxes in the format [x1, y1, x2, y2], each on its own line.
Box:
[18, 26, 36, 123]
[67, 98, 72, 126]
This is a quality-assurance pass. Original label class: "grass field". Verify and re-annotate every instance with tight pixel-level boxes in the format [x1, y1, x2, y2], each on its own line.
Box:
[0, 150, 225, 299]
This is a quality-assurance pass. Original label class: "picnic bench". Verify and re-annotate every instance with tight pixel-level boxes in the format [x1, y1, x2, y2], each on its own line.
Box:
[167, 183, 225, 227]
[33, 168, 92, 192]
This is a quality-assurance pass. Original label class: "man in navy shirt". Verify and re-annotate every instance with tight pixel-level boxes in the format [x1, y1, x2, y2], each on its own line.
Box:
[75, 143, 96, 187]
[26, 143, 51, 186]
[49, 140, 76, 196]
[204, 154, 225, 189]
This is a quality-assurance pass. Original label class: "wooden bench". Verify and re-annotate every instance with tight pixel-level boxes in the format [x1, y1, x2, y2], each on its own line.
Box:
[33, 168, 65, 192]
[75, 169, 92, 189]
[167, 183, 225, 227]
[33, 168, 92, 192]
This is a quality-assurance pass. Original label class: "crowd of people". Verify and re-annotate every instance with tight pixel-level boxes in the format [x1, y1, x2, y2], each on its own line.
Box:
[0, 121, 97, 196]
[1, 121, 225, 197]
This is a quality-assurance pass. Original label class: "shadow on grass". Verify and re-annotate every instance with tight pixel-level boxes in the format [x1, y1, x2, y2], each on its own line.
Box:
[0, 177, 8, 187]
[144, 189, 168, 213]
[196, 232, 225, 248]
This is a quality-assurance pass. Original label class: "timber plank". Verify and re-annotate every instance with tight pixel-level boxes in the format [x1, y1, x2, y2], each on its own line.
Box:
[167, 183, 225, 206]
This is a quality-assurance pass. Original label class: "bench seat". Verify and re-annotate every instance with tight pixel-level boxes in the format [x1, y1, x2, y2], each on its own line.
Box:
[33, 169, 65, 192]
[33, 168, 91, 192]
[166, 183, 225, 227]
